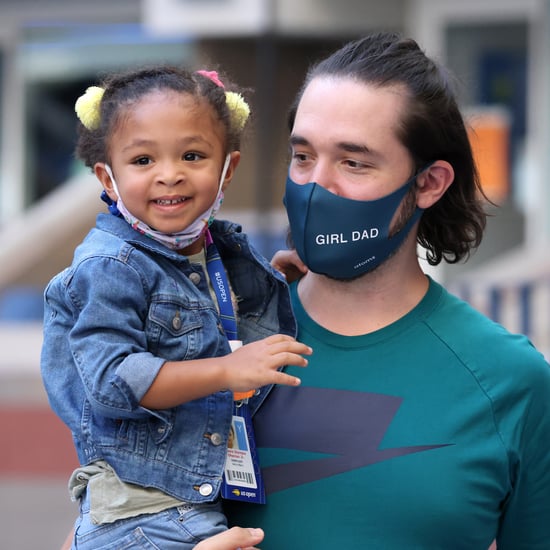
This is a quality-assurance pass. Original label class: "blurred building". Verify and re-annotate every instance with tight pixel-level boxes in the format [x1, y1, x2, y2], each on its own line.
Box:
[0, 4, 548, 315]
[0, 0, 549, 335]
[1, 2, 549, 547]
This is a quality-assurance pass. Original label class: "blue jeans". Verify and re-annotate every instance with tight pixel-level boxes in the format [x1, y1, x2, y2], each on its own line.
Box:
[72, 492, 227, 549]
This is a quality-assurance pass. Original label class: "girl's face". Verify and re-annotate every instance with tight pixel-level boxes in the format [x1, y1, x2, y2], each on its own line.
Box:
[96, 90, 239, 247]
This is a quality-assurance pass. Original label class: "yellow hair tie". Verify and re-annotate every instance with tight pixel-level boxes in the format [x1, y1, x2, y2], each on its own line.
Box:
[75, 86, 105, 130]
[225, 91, 250, 131]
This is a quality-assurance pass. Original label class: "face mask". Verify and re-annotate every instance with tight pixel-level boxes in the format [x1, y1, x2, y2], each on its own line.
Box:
[103, 154, 230, 251]
[283, 172, 424, 280]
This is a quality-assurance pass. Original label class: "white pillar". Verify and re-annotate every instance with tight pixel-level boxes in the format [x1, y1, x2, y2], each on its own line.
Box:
[524, 0, 550, 246]
[407, 0, 550, 255]
[0, 26, 26, 222]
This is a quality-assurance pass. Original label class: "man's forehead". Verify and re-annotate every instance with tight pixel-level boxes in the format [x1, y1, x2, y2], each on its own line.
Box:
[293, 78, 406, 152]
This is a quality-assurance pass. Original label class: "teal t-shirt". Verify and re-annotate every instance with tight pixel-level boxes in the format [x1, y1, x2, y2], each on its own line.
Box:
[227, 279, 550, 549]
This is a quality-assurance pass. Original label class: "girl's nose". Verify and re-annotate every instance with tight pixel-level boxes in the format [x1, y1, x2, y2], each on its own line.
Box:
[157, 164, 184, 186]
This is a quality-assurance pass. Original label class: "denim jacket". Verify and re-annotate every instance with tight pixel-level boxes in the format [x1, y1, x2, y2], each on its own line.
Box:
[41, 213, 296, 503]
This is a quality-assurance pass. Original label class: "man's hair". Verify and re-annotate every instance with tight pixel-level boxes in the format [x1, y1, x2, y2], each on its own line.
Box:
[288, 32, 488, 265]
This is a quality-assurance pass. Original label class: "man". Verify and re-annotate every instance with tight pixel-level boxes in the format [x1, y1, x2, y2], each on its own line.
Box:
[61, 32, 550, 549]
[225, 32, 550, 549]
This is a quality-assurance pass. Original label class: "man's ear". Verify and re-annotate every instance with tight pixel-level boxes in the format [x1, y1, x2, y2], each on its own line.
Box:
[94, 162, 118, 201]
[221, 151, 241, 192]
[415, 160, 454, 209]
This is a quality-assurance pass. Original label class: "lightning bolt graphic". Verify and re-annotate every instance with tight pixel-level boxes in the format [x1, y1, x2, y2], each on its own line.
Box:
[253, 386, 450, 494]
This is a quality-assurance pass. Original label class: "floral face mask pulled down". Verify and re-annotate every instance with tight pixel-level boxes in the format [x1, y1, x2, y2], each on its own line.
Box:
[103, 155, 230, 251]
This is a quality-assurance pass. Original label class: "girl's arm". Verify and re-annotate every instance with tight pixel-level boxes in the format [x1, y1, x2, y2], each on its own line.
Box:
[140, 334, 311, 409]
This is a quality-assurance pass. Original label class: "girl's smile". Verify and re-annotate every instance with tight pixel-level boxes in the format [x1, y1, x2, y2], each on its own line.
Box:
[96, 89, 239, 243]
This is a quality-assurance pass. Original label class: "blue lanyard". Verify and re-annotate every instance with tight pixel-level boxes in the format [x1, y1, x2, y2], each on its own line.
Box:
[204, 229, 238, 340]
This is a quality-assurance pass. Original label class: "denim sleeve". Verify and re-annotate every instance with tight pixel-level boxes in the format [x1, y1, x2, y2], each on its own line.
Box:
[66, 255, 165, 418]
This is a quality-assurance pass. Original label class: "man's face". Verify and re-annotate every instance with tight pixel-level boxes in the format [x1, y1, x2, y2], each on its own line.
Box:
[289, 76, 416, 203]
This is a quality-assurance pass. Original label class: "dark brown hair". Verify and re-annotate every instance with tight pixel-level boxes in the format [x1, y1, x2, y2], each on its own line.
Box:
[76, 66, 247, 169]
[288, 32, 488, 265]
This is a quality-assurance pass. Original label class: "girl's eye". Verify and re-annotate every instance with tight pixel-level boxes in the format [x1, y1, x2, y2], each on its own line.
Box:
[183, 152, 202, 161]
[134, 157, 151, 166]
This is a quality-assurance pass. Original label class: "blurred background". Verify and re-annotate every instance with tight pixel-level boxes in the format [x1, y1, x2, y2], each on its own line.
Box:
[1, 0, 549, 547]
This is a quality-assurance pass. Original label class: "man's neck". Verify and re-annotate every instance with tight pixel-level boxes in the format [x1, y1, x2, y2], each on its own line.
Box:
[296, 256, 429, 336]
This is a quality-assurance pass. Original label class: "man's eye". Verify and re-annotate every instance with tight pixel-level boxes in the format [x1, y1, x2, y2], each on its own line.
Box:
[292, 152, 309, 163]
[345, 159, 368, 169]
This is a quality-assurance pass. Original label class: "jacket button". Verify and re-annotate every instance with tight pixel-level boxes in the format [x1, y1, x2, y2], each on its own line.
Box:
[189, 272, 201, 285]
[199, 483, 213, 497]
[172, 313, 182, 330]
[210, 432, 223, 446]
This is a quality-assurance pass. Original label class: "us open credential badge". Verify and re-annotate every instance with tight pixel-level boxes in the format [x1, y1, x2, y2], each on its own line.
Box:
[221, 400, 266, 504]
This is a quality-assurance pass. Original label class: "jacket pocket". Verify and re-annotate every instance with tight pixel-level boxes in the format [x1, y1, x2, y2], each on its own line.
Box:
[147, 296, 206, 359]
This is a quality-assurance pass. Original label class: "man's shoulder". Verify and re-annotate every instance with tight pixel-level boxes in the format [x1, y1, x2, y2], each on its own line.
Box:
[430, 284, 549, 377]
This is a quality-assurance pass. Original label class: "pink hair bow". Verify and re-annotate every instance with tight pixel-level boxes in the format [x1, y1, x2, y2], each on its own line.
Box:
[196, 70, 225, 88]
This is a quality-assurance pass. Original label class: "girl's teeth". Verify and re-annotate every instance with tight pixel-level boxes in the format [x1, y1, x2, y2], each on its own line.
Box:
[157, 198, 183, 205]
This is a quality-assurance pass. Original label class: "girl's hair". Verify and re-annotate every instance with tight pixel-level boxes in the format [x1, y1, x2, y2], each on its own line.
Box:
[288, 32, 488, 266]
[76, 66, 247, 169]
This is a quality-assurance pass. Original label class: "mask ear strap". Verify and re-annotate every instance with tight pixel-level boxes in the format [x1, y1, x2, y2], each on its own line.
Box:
[101, 165, 122, 216]
[218, 154, 231, 193]
[100, 190, 121, 216]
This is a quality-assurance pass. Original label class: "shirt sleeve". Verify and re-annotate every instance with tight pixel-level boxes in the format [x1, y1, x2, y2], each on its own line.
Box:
[495, 351, 550, 549]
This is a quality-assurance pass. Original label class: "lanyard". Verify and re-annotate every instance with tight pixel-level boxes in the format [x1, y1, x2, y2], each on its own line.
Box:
[206, 233, 265, 504]
[204, 229, 253, 402]
[204, 229, 238, 340]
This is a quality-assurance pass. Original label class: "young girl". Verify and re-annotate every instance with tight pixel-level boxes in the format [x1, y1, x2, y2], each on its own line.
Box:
[41, 66, 310, 549]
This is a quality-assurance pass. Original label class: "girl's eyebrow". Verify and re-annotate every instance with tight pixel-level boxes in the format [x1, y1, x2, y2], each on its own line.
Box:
[122, 138, 155, 153]
[121, 135, 210, 153]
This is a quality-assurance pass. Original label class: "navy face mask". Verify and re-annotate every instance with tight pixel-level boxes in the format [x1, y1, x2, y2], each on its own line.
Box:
[283, 173, 424, 280]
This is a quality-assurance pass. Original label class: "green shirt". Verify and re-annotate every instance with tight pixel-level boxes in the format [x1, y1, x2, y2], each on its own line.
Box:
[227, 279, 550, 549]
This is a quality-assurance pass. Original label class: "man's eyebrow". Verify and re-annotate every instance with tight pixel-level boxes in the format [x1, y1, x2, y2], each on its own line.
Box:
[289, 135, 310, 147]
[337, 141, 371, 155]
[289, 135, 373, 156]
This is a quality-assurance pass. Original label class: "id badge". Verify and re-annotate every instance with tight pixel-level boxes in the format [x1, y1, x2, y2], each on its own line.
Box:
[221, 340, 265, 504]
[221, 402, 265, 504]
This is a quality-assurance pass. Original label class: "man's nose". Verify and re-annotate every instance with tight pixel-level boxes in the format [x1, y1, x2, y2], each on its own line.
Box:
[309, 162, 341, 195]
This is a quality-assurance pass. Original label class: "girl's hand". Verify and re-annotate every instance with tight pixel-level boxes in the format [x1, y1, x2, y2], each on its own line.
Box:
[141, 337, 311, 410]
[221, 334, 311, 393]
[271, 249, 307, 283]
[195, 527, 264, 550]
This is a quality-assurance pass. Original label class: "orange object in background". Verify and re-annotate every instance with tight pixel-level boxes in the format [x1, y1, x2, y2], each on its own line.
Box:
[466, 106, 511, 204]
